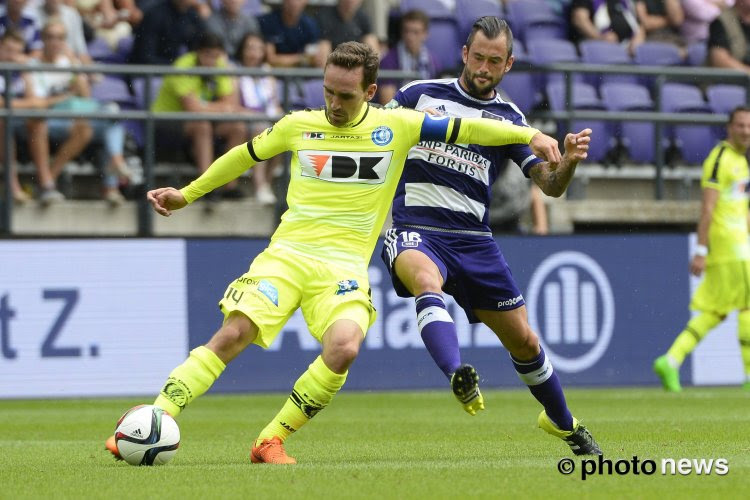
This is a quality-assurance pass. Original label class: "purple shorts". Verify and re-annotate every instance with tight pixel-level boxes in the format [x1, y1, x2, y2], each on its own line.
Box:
[381, 226, 525, 323]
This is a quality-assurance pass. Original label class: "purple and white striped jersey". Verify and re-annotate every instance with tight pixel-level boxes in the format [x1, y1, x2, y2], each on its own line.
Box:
[390, 78, 542, 232]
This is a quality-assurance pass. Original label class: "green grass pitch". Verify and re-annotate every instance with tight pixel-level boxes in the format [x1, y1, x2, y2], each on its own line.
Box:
[1, 387, 748, 499]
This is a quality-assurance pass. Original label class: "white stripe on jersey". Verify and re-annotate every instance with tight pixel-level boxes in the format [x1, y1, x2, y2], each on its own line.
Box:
[405, 183, 485, 221]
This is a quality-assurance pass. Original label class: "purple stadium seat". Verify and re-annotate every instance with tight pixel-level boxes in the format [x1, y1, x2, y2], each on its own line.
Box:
[634, 41, 684, 89]
[546, 82, 612, 163]
[455, 0, 503, 39]
[131, 77, 163, 110]
[600, 82, 657, 163]
[686, 42, 707, 67]
[527, 38, 581, 88]
[498, 72, 538, 115]
[87, 37, 115, 62]
[300, 78, 325, 109]
[706, 84, 747, 115]
[659, 83, 715, 164]
[91, 76, 135, 107]
[425, 20, 463, 73]
[401, 0, 453, 18]
[506, 0, 565, 43]
[578, 40, 637, 87]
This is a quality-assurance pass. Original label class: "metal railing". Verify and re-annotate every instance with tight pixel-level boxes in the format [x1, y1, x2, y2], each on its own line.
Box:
[0, 63, 418, 236]
[2, 61, 749, 236]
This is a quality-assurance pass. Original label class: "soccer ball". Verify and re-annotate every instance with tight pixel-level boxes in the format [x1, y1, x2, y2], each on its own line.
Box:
[114, 405, 180, 466]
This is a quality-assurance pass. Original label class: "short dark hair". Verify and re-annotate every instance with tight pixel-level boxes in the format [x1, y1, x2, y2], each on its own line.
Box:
[326, 41, 379, 89]
[729, 106, 750, 123]
[465, 16, 513, 58]
[235, 32, 265, 63]
[193, 30, 225, 52]
[401, 9, 430, 31]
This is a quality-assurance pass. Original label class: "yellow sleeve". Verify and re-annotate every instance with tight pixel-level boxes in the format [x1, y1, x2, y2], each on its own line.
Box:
[701, 144, 724, 190]
[179, 144, 255, 203]
[451, 117, 539, 146]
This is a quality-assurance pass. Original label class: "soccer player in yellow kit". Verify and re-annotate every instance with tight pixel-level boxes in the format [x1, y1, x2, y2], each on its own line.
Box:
[106, 42, 564, 464]
[654, 107, 750, 392]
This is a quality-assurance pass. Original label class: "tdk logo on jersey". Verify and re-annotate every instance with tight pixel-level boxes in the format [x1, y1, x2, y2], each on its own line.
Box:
[299, 150, 393, 184]
[258, 279, 279, 306]
[526, 251, 615, 373]
[304, 132, 325, 140]
[336, 279, 359, 295]
[371, 126, 393, 146]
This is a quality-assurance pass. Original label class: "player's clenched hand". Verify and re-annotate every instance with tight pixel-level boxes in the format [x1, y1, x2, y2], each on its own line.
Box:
[147, 187, 187, 217]
[529, 132, 562, 164]
[690, 255, 706, 277]
[564, 128, 592, 162]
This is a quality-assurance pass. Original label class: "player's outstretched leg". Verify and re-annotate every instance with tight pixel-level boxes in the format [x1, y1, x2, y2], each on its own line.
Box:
[104, 346, 226, 460]
[450, 363, 484, 416]
[251, 356, 347, 464]
[654, 312, 721, 392]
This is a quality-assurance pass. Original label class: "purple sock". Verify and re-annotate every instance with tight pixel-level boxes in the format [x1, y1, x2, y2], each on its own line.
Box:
[415, 293, 461, 379]
[512, 347, 574, 431]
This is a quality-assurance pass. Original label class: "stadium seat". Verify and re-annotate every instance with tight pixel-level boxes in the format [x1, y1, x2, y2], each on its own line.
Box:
[546, 81, 612, 163]
[506, 0, 566, 43]
[425, 20, 463, 73]
[498, 72, 537, 115]
[131, 77, 163, 109]
[634, 41, 684, 89]
[706, 84, 747, 114]
[455, 0, 503, 39]
[578, 40, 637, 88]
[91, 76, 136, 108]
[527, 38, 581, 89]
[686, 42, 707, 67]
[401, 0, 453, 18]
[87, 37, 115, 62]
[659, 83, 715, 164]
[600, 82, 657, 163]
[299, 78, 326, 109]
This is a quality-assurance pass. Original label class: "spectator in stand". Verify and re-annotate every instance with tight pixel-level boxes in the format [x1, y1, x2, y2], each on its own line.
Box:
[316, 0, 379, 54]
[636, 0, 687, 46]
[75, 0, 140, 50]
[378, 9, 437, 105]
[0, 0, 42, 57]
[34, 19, 132, 204]
[707, 0, 750, 70]
[129, 0, 205, 65]
[682, 0, 734, 45]
[570, 0, 646, 54]
[235, 32, 283, 205]
[36, 0, 92, 65]
[0, 28, 59, 204]
[258, 0, 326, 68]
[205, 0, 260, 57]
[151, 31, 246, 193]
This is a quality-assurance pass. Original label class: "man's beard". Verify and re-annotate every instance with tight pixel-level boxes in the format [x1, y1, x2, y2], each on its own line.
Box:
[462, 68, 500, 98]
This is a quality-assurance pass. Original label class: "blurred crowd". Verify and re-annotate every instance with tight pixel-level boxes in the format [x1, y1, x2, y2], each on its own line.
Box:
[1, 0, 748, 208]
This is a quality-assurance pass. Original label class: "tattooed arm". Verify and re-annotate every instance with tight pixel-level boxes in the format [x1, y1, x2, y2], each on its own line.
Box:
[528, 128, 592, 198]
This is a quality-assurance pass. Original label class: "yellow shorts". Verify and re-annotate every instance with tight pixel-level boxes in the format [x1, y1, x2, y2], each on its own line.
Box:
[690, 260, 750, 315]
[218, 245, 376, 348]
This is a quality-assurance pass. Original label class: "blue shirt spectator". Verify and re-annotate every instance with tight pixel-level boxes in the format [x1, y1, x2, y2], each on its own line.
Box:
[0, 0, 42, 54]
[258, 0, 323, 67]
[129, 0, 205, 65]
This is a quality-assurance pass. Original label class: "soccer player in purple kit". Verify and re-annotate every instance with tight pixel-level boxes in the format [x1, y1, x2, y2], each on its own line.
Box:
[381, 17, 602, 455]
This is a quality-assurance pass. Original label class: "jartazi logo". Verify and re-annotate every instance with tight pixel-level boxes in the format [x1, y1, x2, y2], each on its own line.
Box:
[527, 251, 615, 373]
[299, 150, 393, 184]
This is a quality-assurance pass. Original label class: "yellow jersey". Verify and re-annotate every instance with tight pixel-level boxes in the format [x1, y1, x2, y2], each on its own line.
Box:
[180, 103, 538, 272]
[702, 140, 750, 264]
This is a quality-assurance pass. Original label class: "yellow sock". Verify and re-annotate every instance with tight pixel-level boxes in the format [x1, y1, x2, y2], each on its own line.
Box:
[153, 346, 226, 417]
[738, 310, 750, 381]
[667, 312, 721, 366]
[256, 356, 347, 445]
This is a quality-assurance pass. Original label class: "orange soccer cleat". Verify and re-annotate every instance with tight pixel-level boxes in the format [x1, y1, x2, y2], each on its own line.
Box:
[105, 435, 122, 460]
[250, 437, 297, 464]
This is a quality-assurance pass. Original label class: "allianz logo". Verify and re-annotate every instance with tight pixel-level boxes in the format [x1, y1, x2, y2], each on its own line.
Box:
[527, 251, 615, 373]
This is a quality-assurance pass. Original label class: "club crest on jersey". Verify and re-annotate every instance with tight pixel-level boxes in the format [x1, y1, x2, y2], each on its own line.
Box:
[336, 279, 359, 295]
[371, 126, 393, 146]
[304, 131, 325, 140]
[299, 150, 393, 184]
